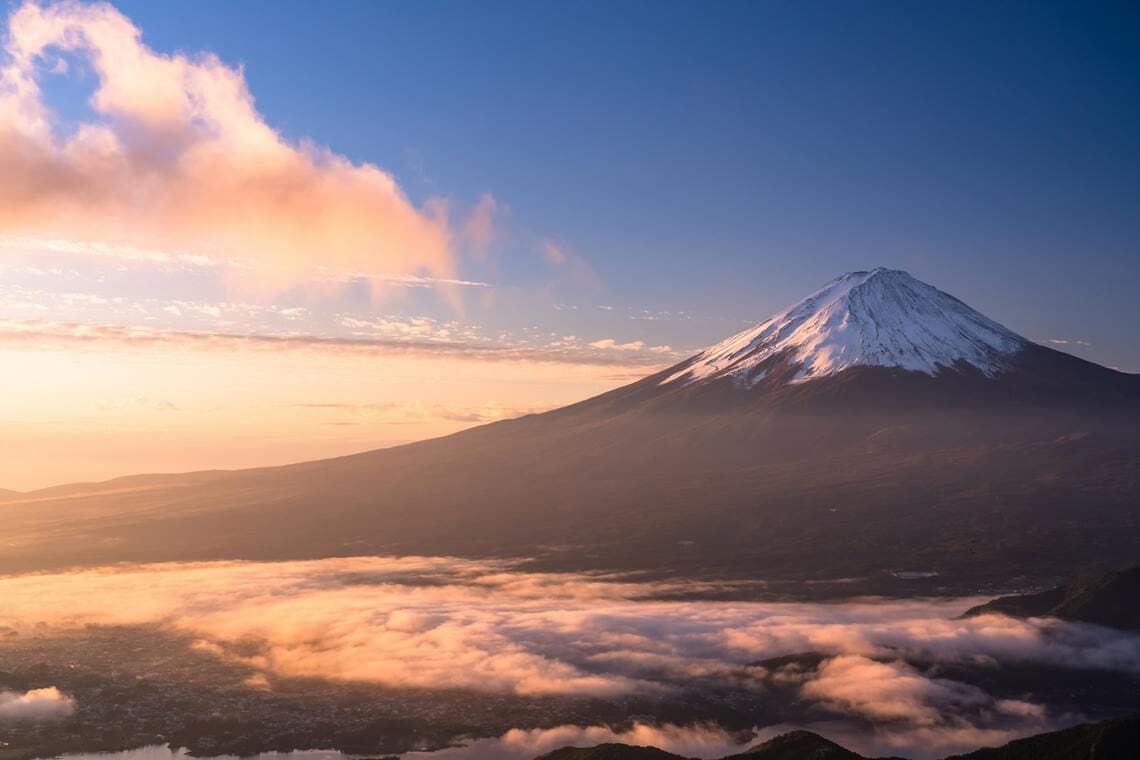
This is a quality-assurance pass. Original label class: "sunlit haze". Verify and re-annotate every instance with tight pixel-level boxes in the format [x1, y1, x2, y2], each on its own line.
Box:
[2, 0, 1138, 488]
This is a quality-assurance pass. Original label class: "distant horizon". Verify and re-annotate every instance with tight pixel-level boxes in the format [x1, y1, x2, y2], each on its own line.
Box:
[2, 263, 1133, 492]
[1, 0, 1137, 487]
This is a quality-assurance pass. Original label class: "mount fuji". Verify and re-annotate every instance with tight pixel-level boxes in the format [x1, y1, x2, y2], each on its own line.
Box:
[2, 269, 1138, 593]
[581, 267, 1138, 415]
[663, 268, 1025, 386]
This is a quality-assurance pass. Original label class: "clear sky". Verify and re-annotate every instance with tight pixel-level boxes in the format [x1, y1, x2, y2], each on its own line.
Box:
[1, 0, 1137, 488]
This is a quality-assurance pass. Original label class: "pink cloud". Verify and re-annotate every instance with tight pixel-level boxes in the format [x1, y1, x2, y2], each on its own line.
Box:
[463, 193, 500, 257]
[0, 1, 457, 298]
[541, 239, 600, 288]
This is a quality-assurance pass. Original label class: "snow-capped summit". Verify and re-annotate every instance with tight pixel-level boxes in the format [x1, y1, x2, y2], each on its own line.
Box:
[663, 268, 1028, 387]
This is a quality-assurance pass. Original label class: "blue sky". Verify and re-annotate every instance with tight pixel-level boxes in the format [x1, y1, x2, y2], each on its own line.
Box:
[91, 0, 1140, 367]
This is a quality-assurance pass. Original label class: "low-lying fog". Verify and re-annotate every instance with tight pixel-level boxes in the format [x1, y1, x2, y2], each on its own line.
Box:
[4, 556, 1139, 759]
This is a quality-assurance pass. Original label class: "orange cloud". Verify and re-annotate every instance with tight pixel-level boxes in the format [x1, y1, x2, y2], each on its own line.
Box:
[802, 655, 990, 725]
[0, 1, 456, 297]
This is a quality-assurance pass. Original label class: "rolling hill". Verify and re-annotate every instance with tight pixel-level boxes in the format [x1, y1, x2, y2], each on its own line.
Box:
[531, 714, 1140, 760]
[963, 565, 1140, 629]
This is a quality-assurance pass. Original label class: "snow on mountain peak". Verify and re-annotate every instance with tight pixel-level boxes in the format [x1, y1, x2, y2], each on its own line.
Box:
[663, 268, 1028, 387]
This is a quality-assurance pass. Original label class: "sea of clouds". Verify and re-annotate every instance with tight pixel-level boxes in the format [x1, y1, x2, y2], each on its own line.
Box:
[0, 685, 75, 722]
[2, 555, 1138, 758]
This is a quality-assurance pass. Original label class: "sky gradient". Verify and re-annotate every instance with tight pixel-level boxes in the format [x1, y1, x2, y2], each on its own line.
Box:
[1, 0, 1138, 488]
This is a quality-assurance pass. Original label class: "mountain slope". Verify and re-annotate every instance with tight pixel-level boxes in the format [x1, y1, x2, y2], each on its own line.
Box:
[722, 730, 874, 760]
[533, 715, 1140, 760]
[963, 566, 1140, 629]
[535, 731, 878, 760]
[535, 747, 693, 760]
[2, 269, 1137, 590]
[536, 745, 696, 760]
[947, 713, 1140, 759]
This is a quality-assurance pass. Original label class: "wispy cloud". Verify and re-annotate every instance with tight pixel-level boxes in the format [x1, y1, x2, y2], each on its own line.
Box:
[0, 236, 493, 290]
[1040, 337, 1092, 347]
[96, 395, 179, 412]
[589, 338, 674, 353]
[338, 315, 466, 342]
[0, 235, 225, 270]
[589, 338, 645, 350]
[463, 193, 501, 258]
[541, 239, 600, 288]
[0, 318, 677, 367]
[290, 401, 557, 424]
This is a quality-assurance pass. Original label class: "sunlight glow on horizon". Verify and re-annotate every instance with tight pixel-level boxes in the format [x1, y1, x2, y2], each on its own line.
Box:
[1, 0, 1137, 487]
[0, 0, 684, 488]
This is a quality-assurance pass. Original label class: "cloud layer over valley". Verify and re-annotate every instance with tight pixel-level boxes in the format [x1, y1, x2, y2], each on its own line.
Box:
[3, 556, 1138, 757]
